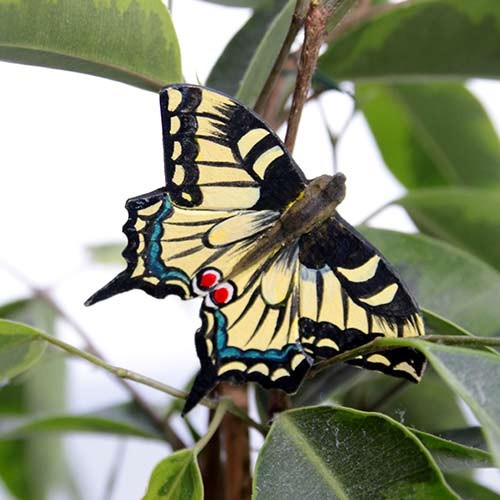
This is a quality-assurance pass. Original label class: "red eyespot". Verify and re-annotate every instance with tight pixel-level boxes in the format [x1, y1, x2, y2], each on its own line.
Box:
[210, 283, 234, 306]
[197, 269, 220, 290]
[213, 287, 229, 304]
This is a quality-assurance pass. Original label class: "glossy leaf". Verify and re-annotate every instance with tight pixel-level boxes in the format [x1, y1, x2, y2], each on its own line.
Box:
[378, 338, 500, 468]
[417, 342, 500, 468]
[396, 188, 500, 271]
[423, 309, 496, 354]
[200, 0, 264, 6]
[412, 429, 493, 471]
[144, 449, 203, 500]
[253, 406, 457, 499]
[0, 319, 46, 382]
[439, 427, 487, 452]
[0, 0, 181, 91]
[360, 228, 500, 337]
[292, 364, 362, 407]
[357, 84, 500, 189]
[340, 370, 468, 433]
[445, 473, 500, 500]
[318, 0, 500, 82]
[0, 403, 163, 441]
[207, 0, 295, 106]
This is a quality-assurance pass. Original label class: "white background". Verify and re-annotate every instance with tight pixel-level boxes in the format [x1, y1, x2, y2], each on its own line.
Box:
[0, 1, 499, 498]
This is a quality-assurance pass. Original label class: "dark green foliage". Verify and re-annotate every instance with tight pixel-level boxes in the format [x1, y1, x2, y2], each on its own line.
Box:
[0, 0, 181, 90]
[1, 0, 500, 498]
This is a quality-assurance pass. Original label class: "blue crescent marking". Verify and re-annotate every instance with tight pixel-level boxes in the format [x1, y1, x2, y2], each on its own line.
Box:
[147, 195, 190, 284]
[214, 309, 298, 361]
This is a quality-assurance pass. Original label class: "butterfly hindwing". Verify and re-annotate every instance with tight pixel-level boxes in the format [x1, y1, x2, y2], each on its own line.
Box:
[298, 214, 426, 382]
[183, 243, 312, 413]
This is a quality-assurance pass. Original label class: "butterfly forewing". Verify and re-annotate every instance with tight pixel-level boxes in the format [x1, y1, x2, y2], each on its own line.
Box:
[159, 85, 306, 211]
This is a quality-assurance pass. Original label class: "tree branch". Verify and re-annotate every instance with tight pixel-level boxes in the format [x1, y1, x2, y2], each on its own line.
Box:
[285, 0, 327, 152]
[254, 0, 309, 116]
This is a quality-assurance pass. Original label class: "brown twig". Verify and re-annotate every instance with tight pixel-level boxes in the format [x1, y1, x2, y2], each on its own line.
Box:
[254, 0, 309, 116]
[199, 391, 224, 499]
[220, 383, 252, 500]
[284, 1, 329, 152]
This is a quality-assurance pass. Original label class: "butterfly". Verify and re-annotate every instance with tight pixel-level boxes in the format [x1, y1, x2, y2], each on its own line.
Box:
[86, 84, 426, 414]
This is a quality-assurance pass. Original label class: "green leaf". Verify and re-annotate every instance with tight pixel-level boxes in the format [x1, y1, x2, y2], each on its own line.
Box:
[423, 309, 496, 354]
[445, 473, 500, 500]
[207, 0, 295, 106]
[359, 228, 500, 337]
[253, 406, 457, 499]
[87, 242, 123, 265]
[0, 0, 181, 91]
[144, 449, 203, 500]
[439, 427, 487, 452]
[0, 299, 76, 499]
[412, 428, 493, 471]
[357, 84, 500, 189]
[424, 310, 475, 338]
[340, 369, 468, 432]
[292, 364, 362, 407]
[318, 0, 500, 82]
[0, 319, 46, 382]
[200, 0, 264, 6]
[396, 188, 500, 271]
[415, 342, 500, 468]
[0, 403, 164, 441]
[0, 298, 34, 319]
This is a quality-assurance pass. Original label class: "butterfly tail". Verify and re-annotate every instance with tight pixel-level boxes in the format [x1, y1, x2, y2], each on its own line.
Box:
[84, 271, 134, 306]
[182, 369, 217, 416]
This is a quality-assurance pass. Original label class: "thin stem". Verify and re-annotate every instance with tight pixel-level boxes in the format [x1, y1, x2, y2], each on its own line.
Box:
[358, 200, 393, 226]
[1, 263, 186, 450]
[254, 0, 309, 116]
[309, 335, 500, 378]
[420, 335, 500, 347]
[27, 326, 267, 435]
[193, 401, 229, 455]
[285, 0, 327, 152]
[284, 0, 355, 152]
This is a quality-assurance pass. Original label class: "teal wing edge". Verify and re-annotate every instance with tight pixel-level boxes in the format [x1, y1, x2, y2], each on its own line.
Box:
[85, 187, 191, 306]
[184, 307, 312, 415]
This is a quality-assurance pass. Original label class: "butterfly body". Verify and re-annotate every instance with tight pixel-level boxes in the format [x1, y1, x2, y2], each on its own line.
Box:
[86, 84, 427, 414]
[225, 173, 346, 282]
